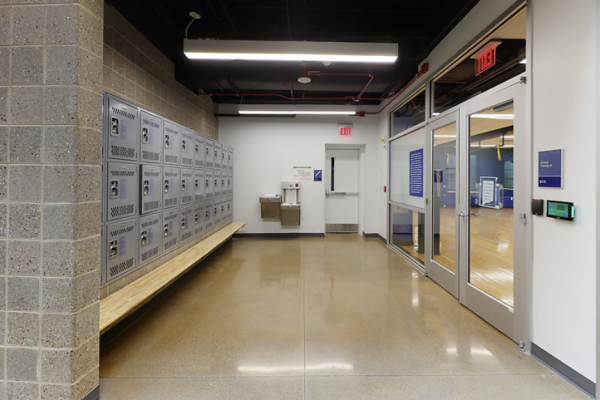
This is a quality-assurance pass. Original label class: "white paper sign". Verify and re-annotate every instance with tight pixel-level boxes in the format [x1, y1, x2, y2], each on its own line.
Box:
[293, 166, 312, 181]
[481, 180, 495, 206]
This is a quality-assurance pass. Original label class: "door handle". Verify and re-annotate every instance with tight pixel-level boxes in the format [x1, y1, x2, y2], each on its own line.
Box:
[457, 212, 467, 217]
[326, 189, 330, 198]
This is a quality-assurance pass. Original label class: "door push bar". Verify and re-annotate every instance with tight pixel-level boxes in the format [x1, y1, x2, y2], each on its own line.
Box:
[326, 189, 359, 197]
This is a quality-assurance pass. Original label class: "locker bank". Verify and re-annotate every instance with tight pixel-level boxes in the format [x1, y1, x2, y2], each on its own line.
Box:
[0, 0, 598, 399]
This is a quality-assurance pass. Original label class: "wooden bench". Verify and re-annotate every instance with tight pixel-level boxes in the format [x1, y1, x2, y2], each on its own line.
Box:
[100, 222, 246, 334]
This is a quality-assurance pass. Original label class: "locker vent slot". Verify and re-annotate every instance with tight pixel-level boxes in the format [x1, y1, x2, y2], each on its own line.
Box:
[110, 204, 135, 218]
[143, 200, 160, 212]
[181, 195, 192, 203]
[205, 221, 213, 228]
[141, 247, 159, 262]
[182, 231, 192, 242]
[182, 158, 193, 165]
[195, 227, 204, 235]
[195, 194, 203, 201]
[109, 257, 134, 277]
[164, 238, 177, 250]
[164, 198, 178, 207]
[110, 145, 135, 159]
[165, 155, 178, 164]
[142, 151, 160, 161]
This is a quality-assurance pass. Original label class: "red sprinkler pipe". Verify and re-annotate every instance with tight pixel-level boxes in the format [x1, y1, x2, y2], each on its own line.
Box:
[307, 72, 373, 102]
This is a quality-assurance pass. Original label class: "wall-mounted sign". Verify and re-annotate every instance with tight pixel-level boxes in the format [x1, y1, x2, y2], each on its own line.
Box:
[339, 124, 353, 137]
[314, 170, 322, 182]
[538, 149, 563, 188]
[409, 149, 423, 197]
[474, 42, 499, 76]
[293, 166, 312, 181]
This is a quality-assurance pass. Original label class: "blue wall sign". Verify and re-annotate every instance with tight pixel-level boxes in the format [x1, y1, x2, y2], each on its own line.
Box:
[538, 149, 563, 188]
[409, 148, 424, 197]
[314, 170, 322, 182]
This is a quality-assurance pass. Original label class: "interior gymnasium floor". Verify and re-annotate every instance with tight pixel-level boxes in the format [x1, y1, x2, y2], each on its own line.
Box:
[99, 235, 590, 399]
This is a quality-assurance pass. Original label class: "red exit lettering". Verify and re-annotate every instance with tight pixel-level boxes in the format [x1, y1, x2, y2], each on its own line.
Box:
[339, 126, 352, 137]
[475, 46, 496, 76]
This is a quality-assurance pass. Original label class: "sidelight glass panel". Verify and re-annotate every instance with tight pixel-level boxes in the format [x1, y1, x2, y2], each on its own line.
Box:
[468, 103, 514, 307]
[432, 122, 457, 272]
[390, 204, 425, 266]
[389, 128, 425, 209]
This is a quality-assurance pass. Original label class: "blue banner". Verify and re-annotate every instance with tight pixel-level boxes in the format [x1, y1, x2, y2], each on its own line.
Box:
[409, 149, 424, 197]
[539, 149, 562, 188]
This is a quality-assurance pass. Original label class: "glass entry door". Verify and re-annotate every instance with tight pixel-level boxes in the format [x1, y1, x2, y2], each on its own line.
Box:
[458, 79, 527, 342]
[427, 113, 459, 298]
[425, 77, 528, 344]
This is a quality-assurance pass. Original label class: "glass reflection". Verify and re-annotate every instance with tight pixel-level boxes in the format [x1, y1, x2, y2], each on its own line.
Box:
[468, 104, 514, 308]
[390, 204, 424, 265]
[432, 122, 457, 272]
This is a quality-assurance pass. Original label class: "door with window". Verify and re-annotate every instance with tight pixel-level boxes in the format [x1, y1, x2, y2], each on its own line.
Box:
[325, 148, 359, 233]
[426, 77, 528, 342]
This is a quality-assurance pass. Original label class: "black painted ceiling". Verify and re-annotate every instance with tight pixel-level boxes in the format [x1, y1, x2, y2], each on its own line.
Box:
[106, 0, 480, 106]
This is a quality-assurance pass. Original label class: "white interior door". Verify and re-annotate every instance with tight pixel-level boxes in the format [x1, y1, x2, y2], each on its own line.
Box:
[325, 149, 359, 232]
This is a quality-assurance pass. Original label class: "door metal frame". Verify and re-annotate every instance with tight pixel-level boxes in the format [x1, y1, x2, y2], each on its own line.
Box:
[458, 75, 529, 343]
[425, 112, 460, 298]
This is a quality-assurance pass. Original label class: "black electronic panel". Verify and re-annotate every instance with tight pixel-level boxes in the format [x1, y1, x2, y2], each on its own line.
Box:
[546, 200, 575, 221]
[531, 199, 544, 216]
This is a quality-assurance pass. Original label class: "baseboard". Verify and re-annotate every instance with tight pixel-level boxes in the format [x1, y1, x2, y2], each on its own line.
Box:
[83, 386, 100, 400]
[363, 232, 387, 244]
[531, 342, 595, 397]
[100, 239, 232, 349]
[233, 232, 325, 238]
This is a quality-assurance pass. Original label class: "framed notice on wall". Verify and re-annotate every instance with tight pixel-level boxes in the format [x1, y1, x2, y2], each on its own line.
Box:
[538, 149, 563, 188]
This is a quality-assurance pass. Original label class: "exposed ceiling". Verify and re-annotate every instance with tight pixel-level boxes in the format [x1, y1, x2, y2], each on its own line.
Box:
[105, 0, 481, 106]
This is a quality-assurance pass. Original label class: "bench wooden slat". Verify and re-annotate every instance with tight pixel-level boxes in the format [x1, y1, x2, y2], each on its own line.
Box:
[99, 222, 246, 334]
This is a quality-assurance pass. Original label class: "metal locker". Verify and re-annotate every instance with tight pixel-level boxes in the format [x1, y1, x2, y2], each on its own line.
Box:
[219, 197, 226, 224]
[227, 171, 233, 194]
[214, 142, 221, 169]
[205, 139, 214, 168]
[214, 170, 222, 196]
[106, 162, 138, 221]
[180, 128, 195, 167]
[180, 168, 194, 205]
[139, 212, 162, 266]
[194, 169, 205, 201]
[102, 218, 138, 285]
[228, 147, 233, 170]
[204, 198, 213, 230]
[227, 194, 233, 220]
[162, 166, 180, 209]
[180, 204, 195, 243]
[205, 169, 214, 199]
[194, 201, 205, 237]
[106, 95, 139, 162]
[139, 164, 162, 215]
[140, 110, 163, 164]
[194, 133, 205, 168]
[163, 121, 181, 165]
[221, 145, 228, 170]
[213, 197, 221, 224]
[162, 208, 181, 252]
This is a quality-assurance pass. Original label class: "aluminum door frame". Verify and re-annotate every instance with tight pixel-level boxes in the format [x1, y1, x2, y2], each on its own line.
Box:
[458, 76, 529, 344]
[425, 112, 460, 298]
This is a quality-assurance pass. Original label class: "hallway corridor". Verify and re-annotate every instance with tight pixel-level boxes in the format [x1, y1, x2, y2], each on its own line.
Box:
[99, 235, 590, 399]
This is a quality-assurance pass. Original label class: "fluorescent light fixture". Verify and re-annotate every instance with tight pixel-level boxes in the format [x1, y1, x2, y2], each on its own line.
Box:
[238, 104, 357, 116]
[520, 59, 527, 64]
[471, 114, 514, 120]
[184, 39, 398, 63]
[432, 112, 441, 116]
[435, 135, 456, 138]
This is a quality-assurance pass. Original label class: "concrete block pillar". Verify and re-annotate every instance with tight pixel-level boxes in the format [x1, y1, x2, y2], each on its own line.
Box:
[0, 1, 103, 399]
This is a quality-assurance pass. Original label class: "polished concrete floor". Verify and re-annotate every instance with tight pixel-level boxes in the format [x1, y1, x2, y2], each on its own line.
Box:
[99, 235, 590, 399]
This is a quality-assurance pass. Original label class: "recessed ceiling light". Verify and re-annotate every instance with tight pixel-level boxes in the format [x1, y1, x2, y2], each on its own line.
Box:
[298, 76, 311, 84]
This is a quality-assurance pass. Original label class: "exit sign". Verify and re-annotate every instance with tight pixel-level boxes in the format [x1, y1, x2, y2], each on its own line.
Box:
[475, 42, 499, 76]
[339, 124, 353, 137]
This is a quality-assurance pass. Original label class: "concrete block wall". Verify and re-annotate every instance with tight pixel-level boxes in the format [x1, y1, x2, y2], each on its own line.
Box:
[100, 5, 223, 300]
[103, 5, 218, 140]
[0, 0, 104, 399]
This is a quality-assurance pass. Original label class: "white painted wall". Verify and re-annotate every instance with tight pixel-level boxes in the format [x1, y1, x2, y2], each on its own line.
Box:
[531, 0, 596, 381]
[219, 115, 383, 234]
